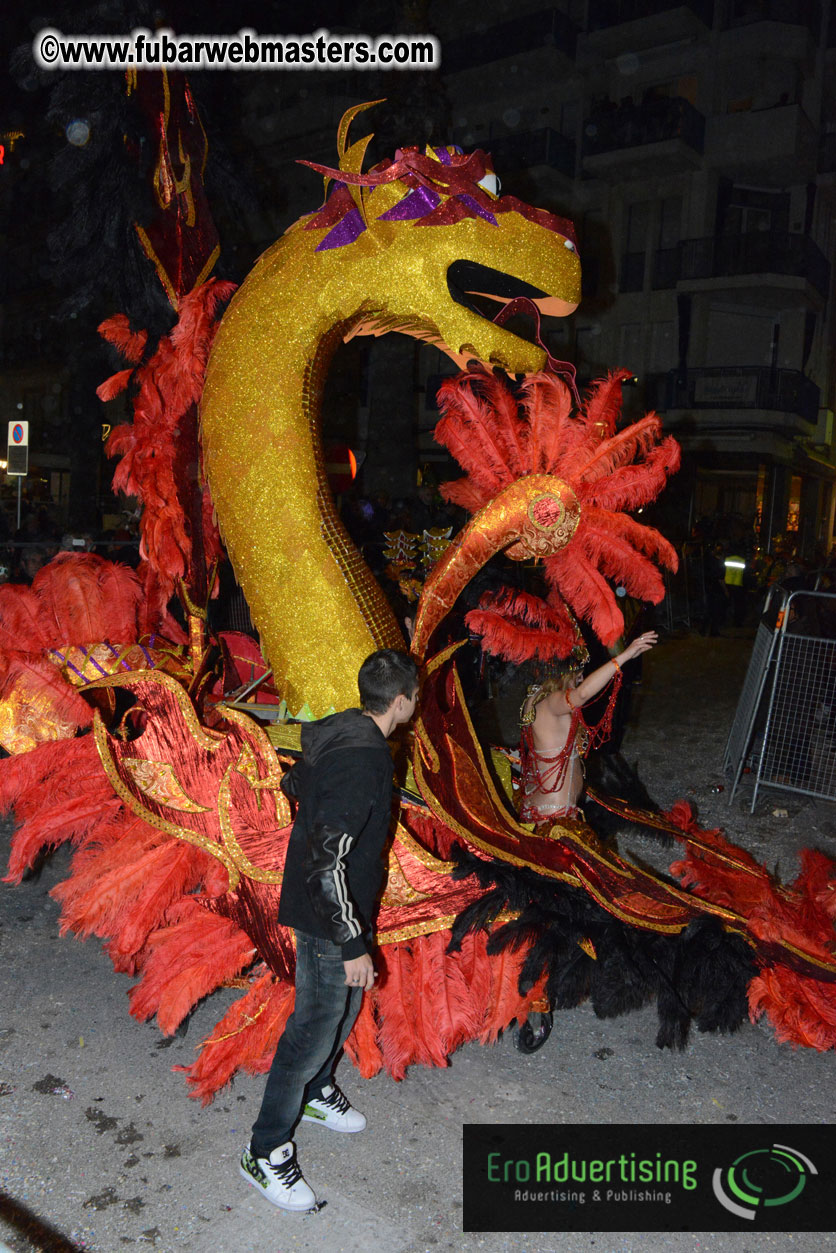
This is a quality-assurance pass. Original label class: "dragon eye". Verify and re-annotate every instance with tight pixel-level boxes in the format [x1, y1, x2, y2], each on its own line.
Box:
[477, 172, 500, 197]
[564, 239, 576, 252]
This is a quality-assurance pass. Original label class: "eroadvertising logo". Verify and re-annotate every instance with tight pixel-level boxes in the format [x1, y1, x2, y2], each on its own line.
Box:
[712, 1143, 816, 1221]
[462, 1125, 834, 1233]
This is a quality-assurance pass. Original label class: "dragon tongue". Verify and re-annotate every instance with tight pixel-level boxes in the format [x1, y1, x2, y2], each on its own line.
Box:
[492, 297, 579, 400]
[491, 294, 540, 330]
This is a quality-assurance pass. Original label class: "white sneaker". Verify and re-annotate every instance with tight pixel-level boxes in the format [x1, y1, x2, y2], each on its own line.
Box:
[301, 1083, 366, 1133]
[239, 1141, 316, 1211]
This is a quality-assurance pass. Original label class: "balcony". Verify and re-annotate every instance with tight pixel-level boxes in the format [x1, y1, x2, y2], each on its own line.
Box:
[443, 8, 577, 74]
[819, 132, 836, 176]
[718, 3, 819, 61]
[650, 247, 681, 289]
[646, 367, 820, 427]
[707, 103, 818, 185]
[582, 97, 705, 179]
[486, 127, 576, 179]
[621, 247, 682, 291]
[588, 0, 712, 24]
[670, 231, 830, 307]
[580, 0, 712, 57]
[722, 0, 821, 37]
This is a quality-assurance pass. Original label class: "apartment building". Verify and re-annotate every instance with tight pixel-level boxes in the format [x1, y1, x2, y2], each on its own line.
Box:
[432, 0, 836, 556]
[2, 2, 833, 557]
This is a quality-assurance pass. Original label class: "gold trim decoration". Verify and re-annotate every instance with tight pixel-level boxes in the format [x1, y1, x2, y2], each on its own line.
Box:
[223, 708, 292, 828]
[571, 867, 686, 934]
[447, 665, 538, 840]
[179, 579, 209, 620]
[392, 823, 456, 875]
[202, 1001, 268, 1044]
[85, 670, 225, 752]
[380, 846, 432, 907]
[415, 726, 440, 774]
[217, 763, 284, 886]
[135, 223, 179, 310]
[122, 758, 211, 812]
[92, 712, 241, 887]
[411, 741, 580, 886]
[376, 908, 519, 945]
[90, 673, 295, 892]
[522, 483, 581, 555]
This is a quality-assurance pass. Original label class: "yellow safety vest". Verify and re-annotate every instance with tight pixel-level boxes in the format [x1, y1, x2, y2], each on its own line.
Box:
[724, 555, 745, 587]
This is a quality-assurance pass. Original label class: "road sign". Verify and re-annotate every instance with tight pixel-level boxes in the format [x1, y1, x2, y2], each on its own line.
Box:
[324, 444, 357, 494]
[7, 420, 28, 476]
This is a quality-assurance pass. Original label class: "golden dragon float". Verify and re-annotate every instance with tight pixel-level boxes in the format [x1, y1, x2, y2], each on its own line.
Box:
[2, 88, 836, 1103]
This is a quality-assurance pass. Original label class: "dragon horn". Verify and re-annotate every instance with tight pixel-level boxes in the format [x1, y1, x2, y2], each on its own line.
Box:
[410, 475, 581, 661]
[337, 99, 385, 224]
[337, 99, 386, 160]
[309, 99, 387, 210]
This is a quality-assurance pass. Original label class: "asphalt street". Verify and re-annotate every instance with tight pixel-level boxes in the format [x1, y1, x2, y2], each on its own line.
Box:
[1, 631, 835, 1253]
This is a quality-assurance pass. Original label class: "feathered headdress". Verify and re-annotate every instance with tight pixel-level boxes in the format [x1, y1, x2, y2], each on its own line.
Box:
[431, 367, 680, 662]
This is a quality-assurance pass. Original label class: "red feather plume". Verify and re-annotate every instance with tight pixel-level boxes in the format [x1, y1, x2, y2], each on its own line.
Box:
[100, 278, 236, 599]
[478, 944, 534, 1043]
[128, 900, 257, 1035]
[181, 971, 295, 1104]
[374, 942, 416, 1080]
[97, 313, 148, 363]
[434, 366, 680, 658]
[466, 587, 581, 663]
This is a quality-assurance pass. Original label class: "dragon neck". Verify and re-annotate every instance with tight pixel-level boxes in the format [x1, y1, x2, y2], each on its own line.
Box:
[201, 280, 403, 717]
[305, 317, 406, 661]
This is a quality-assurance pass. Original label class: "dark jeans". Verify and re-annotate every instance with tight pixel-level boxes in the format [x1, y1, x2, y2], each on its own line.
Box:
[250, 929, 362, 1158]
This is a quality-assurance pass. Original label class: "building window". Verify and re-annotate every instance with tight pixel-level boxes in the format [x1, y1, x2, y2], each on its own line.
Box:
[650, 322, 675, 371]
[559, 100, 580, 140]
[626, 200, 651, 252]
[725, 204, 771, 235]
[659, 195, 683, 248]
[618, 323, 642, 371]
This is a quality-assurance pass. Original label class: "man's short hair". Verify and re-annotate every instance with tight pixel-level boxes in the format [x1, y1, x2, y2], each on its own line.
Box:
[358, 649, 419, 713]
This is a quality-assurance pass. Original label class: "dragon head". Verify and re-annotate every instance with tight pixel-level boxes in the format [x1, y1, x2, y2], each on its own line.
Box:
[289, 100, 581, 373]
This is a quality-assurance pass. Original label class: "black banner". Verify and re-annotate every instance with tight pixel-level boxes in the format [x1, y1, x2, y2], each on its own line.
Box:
[463, 1124, 835, 1232]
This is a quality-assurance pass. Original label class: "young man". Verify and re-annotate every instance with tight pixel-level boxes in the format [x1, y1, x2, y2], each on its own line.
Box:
[240, 648, 419, 1212]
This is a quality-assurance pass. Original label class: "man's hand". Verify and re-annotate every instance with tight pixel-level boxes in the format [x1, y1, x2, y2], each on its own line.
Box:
[344, 953, 376, 989]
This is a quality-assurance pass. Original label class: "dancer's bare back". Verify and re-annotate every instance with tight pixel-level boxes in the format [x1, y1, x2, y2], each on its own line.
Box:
[519, 632, 658, 820]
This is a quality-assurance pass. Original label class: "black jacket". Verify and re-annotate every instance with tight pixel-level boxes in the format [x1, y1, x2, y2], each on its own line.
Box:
[277, 708, 394, 959]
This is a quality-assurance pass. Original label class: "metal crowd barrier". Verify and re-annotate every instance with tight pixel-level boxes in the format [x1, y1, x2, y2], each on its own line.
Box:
[725, 588, 836, 810]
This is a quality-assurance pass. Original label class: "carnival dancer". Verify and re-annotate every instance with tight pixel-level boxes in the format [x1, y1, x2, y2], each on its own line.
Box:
[518, 633, 658, 824]
[240, 649, 419, 1211]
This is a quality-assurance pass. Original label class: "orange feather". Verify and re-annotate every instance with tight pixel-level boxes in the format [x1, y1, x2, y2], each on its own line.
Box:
[183, 971, 294, 1103]
[544, 547, 625, 645]
[374, 943, 417, 1080]
[478, 944, 531, 1043]
[344, 993, 385, 1078]
[129, 900, 256, 1035]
